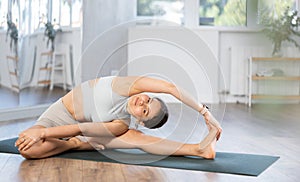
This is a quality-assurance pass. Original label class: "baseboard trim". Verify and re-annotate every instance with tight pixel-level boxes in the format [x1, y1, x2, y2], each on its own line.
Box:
[0, 104, 51, 122]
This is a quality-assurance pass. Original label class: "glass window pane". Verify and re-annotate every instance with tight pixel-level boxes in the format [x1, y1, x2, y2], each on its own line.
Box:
[0, 0, 8, 29]
[199, 0, 247, 26]
[60, 0, 70, 26]
[31, 0, 47, 31]
[52, 0, 60, 25]
[258, 0, 296, 23]
[71, 0, 82, 27]
[137, 0, 184, 25]
[19, 0, 30, 35]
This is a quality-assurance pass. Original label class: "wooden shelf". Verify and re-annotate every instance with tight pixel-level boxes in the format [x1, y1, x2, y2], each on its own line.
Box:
[41, 51, 53, 56]
[252, 95, 300, 100]
[40, 67, 52, 71]
[12, 85, 19, 89]
[252, 76, 300, 81]
[38, 80, 51, 84]
[248, 57, 300, 107]
[9, 71, 18, 76]
[252, 57, 300, 61]
[6, 56, 19, 62]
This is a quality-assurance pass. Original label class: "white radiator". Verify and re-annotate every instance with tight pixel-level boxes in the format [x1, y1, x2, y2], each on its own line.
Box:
[229, 46, 270, 95]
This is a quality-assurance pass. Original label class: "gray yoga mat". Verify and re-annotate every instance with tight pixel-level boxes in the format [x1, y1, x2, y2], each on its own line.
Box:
[0, 138, 279, 176]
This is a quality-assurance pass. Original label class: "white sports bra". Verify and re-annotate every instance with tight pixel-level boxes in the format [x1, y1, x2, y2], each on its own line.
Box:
[81, 76, 130, 124]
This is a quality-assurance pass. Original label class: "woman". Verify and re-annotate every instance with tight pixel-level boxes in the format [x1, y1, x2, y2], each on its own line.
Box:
[15, 76, 222, 159]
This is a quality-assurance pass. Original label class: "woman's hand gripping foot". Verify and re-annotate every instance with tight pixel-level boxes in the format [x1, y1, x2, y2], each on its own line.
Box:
[203, 111, 222, 141]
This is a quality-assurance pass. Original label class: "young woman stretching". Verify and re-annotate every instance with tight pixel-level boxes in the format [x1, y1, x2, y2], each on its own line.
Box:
[15, 76, 222, 159]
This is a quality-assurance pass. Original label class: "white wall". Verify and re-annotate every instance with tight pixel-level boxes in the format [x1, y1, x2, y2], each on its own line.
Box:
[128, 26, 219, 103]
[0, 31, 17, 89]
[80, 0, 135, 83]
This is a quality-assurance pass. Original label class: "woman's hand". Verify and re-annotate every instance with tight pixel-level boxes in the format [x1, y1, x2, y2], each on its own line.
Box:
[203, 111, 222, 141]
[15, 128, 46, 151]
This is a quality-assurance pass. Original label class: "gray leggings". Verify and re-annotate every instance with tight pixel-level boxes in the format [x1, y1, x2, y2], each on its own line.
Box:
[35, 98, 79, 128]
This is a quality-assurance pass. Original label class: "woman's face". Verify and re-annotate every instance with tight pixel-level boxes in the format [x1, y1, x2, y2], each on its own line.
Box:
[127, 94, 161, 122]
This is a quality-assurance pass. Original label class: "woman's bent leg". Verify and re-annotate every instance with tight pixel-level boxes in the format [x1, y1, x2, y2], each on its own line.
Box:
[20, 138, 80, 159]
[18, 125, 83, 159]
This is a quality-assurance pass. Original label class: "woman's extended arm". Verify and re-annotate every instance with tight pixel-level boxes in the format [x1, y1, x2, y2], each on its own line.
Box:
[125, 76, 206, 113]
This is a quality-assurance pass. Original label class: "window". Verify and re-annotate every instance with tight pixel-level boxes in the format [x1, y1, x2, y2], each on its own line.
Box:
[199, 0, 247, 26]
[0, 0, 8, 29]
[137, 0, 184, 25]
[257, 0, 296, 24]
[25, 0, 82, 33]
[52, 0, 70, 27]
[71, 0, 82, 27]
[51, 0, 81, 28]
[19, 0, 30, 35]
[31, 0, 48, 32]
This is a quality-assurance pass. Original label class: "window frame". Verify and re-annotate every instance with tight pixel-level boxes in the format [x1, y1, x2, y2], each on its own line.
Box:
[198, 0, 247, 27]
[136, 0, 300, 31]
[196, 0, 299, 30]
[135, 0, 185, 26]
[26, 0, 81, 34]
[0, 0, 9, 30]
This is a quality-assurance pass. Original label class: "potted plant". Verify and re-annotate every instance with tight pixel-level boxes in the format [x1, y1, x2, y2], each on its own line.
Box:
[261, 7, 300, 57]
[43, 19, 62, 51]
[6, 18, 18, 56]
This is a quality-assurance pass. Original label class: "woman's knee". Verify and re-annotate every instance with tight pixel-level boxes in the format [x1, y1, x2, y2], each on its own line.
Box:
[18, 141, 45, 159]
[19, 149, 39, 159]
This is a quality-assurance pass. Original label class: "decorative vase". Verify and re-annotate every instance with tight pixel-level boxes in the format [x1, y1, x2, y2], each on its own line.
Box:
[272, 41, 283, 57]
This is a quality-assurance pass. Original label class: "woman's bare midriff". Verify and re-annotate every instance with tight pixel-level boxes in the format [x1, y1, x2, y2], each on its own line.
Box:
[62, 82, 87, 121]
[61, 78, 101, 121]
[62, 90, 81, 120]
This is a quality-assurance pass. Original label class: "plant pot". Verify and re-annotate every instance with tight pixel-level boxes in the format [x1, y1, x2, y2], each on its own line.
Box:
[272, 42, 283, 57]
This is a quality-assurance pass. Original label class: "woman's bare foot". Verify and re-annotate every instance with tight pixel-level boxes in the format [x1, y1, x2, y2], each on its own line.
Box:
[192, 122, 218, 159]
[199, 138, 216, 159]
[68, 137, 101, 150]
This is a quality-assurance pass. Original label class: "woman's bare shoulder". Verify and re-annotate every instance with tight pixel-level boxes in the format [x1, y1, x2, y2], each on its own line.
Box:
[113, 76, 144, 85]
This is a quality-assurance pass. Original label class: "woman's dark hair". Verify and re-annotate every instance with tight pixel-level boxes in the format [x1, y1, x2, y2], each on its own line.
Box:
[143, 97, 169, 129]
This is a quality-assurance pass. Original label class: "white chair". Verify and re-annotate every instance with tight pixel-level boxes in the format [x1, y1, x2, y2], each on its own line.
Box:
[50, 44, 69, 90]
[37, 50, 53, 87]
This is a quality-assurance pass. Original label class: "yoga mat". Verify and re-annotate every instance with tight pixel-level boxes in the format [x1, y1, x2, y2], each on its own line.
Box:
[0, 138, 279, 176]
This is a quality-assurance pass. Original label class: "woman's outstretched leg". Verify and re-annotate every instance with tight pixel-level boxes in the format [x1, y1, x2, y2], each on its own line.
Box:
[75, 122, 218, 159]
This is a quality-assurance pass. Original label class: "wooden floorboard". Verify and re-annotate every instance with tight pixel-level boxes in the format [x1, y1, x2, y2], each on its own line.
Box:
[0, 103, 300, 182]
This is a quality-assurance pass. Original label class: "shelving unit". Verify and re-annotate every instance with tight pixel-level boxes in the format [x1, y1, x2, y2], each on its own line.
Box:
[248, 57, 300, 107]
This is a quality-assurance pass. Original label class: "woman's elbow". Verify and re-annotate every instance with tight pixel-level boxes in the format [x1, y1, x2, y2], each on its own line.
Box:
[167, 83, 178, 95]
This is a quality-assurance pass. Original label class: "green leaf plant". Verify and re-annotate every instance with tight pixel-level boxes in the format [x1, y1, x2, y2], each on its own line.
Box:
[261, 7, 300, 56]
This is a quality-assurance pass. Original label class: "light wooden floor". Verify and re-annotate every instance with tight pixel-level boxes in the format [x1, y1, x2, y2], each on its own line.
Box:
[0, 103, 300, 182]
